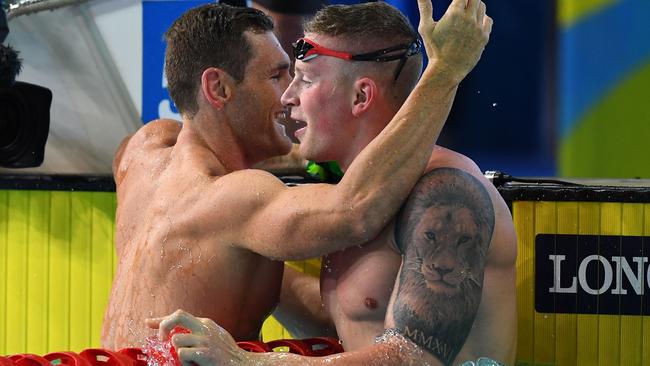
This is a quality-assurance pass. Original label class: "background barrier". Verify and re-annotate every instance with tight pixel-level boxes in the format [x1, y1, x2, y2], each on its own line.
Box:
[2, 175, 650, 365]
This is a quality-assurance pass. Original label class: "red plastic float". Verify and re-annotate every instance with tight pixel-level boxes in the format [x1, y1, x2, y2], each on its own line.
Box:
[117, 349, 147, 366]
[2, 335, 342, 365]
[79, 349, 134, 366]
[44, 352, 92, 366]
[8, 355, 51, 366]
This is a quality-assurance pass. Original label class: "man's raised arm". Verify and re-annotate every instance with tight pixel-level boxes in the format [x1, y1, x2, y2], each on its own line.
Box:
[220, 0, 493, 260]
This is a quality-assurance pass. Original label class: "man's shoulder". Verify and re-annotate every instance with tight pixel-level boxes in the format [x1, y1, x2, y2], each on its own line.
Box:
[114, 119, 182, 185]
[425, 149, 516, 267]
[214, 169, 290, 208]
[426, 145, 481, 176]
[133, 119, 183, 148]
[424, 146, 488, 191]
[219, 168, 281, 183]
[426, 148, 512, 219]
[210, 168, 286, 203]
[406, 147, 516, 251]
[120, 119, 182, 158]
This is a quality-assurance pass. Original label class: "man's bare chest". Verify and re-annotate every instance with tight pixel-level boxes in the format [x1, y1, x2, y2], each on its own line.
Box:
[321, 240, 402, 322]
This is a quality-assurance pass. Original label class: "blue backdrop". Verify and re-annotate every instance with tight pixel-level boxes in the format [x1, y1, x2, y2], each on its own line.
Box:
[142, 0, 556, 176]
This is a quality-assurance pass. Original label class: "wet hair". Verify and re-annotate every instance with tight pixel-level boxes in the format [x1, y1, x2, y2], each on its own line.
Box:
[164, 4, 273, 117]
[304, 2, 418, 52]
[304, 2, 421, 107]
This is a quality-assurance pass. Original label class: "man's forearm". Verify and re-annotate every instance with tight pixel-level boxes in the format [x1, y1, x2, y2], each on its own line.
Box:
[155, 311, 441, 366]
[244, 336, 440, 366]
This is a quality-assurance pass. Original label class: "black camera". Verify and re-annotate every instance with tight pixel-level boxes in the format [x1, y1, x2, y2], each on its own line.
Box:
[0, 81, 52, 167]
[0, 42, 52, 168]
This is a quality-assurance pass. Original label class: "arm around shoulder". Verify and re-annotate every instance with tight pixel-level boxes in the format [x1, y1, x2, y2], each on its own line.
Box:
[211, 0, 494, 260]
[211, 168, 379, 260]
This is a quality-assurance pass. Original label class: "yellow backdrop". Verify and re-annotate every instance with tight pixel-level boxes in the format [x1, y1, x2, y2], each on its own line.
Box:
[2, 190, 650, 365]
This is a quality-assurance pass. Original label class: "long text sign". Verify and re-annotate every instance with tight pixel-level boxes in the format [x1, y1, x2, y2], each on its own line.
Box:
[536, 234, 650, 315]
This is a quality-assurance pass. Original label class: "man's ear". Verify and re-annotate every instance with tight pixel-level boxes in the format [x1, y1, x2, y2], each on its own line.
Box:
[351, 77, 376, 117]
[201, 67, 233, 110]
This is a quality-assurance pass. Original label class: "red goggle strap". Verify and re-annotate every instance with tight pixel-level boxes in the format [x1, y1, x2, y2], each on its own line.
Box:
[296, 38, 353, 61]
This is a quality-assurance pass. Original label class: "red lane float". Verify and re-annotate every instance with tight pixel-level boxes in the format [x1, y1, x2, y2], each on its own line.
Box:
[117, 349, 147, 366]
[8, 355, 51, 366]
[44, 352, 92, 366]
[0, 356, 15, 366]
[236, 341, 272, 353]
[2, 336, 343, 365]
[79, 349, 135, 366]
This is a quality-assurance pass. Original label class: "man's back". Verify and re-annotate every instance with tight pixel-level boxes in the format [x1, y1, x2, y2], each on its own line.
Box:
[320, 146, 517, 364]
[101, 120, 283, 349]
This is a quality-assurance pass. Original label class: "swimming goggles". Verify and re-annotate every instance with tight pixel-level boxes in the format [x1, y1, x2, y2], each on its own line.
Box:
[292, 37, 423, 81]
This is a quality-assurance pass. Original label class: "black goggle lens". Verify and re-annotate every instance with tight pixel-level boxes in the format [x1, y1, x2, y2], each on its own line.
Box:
[292, 39, 313, 60]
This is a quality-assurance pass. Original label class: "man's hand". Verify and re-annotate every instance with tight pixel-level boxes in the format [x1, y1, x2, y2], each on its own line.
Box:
[417, 0, 493, 84]
[146, 310, 245, 366]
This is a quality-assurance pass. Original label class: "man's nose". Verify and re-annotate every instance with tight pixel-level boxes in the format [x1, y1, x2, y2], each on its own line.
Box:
[281, 83, 299, 107]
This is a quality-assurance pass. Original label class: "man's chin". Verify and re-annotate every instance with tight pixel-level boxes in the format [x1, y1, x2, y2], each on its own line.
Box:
[270, 137, 292, 157]
[281, 140, 293, 155]
[298, 145, 319, 162]
[299, 140, 335, 162]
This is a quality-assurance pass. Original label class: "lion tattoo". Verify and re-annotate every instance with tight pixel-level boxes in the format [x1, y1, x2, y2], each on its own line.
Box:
[392, 168, 495, 365]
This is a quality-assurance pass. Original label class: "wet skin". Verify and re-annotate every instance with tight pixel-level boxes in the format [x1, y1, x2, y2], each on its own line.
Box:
[320, 147, 518, 364]
[102, 31, 293, 348]
[102, 121, 286, 348]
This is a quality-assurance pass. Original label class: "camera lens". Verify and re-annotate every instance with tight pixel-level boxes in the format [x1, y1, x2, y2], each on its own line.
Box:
[0, 90, 30, 165]
[0, 81, 51, 168]
[0, 95, 22, 148]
